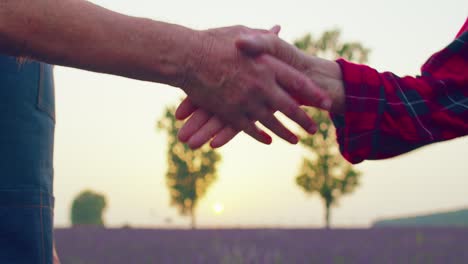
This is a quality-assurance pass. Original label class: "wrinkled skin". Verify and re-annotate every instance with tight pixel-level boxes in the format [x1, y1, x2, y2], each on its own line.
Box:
[180, 26, 325, 146]
[177, 30, 340, 149]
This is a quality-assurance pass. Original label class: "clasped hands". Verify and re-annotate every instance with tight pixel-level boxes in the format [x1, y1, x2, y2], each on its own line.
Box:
[176, 25, 345, 149]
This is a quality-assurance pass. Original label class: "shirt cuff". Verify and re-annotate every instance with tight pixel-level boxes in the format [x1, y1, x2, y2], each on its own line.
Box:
[330, 58, 384, 164]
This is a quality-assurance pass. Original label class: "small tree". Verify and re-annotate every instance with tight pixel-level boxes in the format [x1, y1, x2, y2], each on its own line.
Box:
[294, 29, 368, 229]
[71, 190, 107, 226]
[158, 104, 221, 229]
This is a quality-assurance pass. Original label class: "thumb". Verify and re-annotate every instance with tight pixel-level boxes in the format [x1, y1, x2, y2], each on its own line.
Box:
[269, 25, 281, 35]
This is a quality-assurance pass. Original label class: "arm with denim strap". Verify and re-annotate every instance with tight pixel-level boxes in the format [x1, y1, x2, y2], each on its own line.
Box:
[0, 0, 322, 145]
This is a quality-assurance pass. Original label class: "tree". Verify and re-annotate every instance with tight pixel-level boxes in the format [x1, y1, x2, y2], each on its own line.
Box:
[71, 190, 107, 226]
[294, 29, 368, 229]
[158, 104, 221, 229]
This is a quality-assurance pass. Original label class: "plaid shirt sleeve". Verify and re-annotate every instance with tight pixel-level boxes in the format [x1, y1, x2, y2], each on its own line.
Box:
[331, 18, 468, 164]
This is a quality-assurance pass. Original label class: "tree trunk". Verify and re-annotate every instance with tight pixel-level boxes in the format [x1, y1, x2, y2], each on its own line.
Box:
[325, 203, 331, 229]
[190, 208, 196, 229]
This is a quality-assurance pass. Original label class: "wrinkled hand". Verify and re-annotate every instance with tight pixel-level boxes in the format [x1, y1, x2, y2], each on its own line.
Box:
[177, 29, 338, 149]
[235, 31, 345, 114]
[180, 25, 329, 146]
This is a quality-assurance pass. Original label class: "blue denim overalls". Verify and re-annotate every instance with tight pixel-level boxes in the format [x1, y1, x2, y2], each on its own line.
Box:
[0, 55, 55, 263]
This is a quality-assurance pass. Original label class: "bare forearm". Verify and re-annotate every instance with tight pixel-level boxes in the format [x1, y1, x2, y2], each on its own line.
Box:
[0, 2, 327, 144]
[0, 0, 198, 86]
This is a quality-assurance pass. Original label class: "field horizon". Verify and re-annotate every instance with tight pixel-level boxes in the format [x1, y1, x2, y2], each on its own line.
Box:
[55, 226, 468, 263]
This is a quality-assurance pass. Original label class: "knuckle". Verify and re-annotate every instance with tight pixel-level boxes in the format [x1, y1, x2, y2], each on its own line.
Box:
[224, 86, 244, 106]
[286, 52, 298, 67]
[255, 56, 274, 73]
[255, 54, 268, 63]
[277, 44, 297, 66]
[284, 102, 300, 117]
[247, 80, 267, 98]
[252, 80, 267, 92]
[236, 90, 250, 106]
[256, 108, 270, 121]
[236, 118, 250, 131]
[294, 77, 307, 92]
[236, 25, 249, 33]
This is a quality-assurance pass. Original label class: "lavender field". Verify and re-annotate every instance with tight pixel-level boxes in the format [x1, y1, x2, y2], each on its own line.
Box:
[55, 227, 468, 264]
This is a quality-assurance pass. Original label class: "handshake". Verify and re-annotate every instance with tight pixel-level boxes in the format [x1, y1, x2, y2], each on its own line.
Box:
[174, 25, 345, 149]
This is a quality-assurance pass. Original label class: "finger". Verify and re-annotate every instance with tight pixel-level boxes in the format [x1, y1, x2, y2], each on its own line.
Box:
[210, 122, 272, 148]
[186, 113, 273, 148]
[175, 97, 198, 120]
[221, 109, 254, 134]
[258, 76, 317, 134]
[253, 106, 299, 144]
[179, 112, 271, 148]
[269, 25, 281, 35]
[243, 123, 272, 145]
[177, 109, 211, 142]
[187, 116, 225, 149]
[243, 97, 298, 144]
[238, 95, 298, 144]
[210, 127, 239, 148]
[263, 56, 332, 110]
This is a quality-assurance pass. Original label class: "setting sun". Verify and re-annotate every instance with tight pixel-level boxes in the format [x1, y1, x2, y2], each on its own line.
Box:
[212, 202, 224, 215]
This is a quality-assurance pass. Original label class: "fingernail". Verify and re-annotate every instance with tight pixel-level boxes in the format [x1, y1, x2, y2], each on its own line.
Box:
[178, 133, 187, 142]
[261, 131, 273, 144]
[321, 99, 332, 111]
[290, 135, 299, 144]
[308, 125, 317, 134]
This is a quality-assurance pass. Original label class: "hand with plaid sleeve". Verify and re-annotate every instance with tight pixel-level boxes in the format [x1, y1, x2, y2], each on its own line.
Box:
[175, 19, 467, 163]
[331, 18, 468, 163]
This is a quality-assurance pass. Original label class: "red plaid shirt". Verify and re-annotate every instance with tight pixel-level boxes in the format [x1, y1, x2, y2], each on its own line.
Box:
[332, 18, 468, 164]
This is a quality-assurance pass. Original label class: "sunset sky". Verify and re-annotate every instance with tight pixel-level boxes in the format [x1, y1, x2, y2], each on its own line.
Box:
[52, 0, 468, 228]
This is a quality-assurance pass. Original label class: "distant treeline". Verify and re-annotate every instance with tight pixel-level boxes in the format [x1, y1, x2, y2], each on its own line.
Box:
[373, 208, 468, 227]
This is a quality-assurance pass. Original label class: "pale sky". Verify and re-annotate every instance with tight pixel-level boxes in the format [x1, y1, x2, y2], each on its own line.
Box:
[53, 0, 468, 228]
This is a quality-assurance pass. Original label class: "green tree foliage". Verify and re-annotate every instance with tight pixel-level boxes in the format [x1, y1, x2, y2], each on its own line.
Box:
[294, 29, 369, 63]
[294, 29, 368, 229]
[71, 190, 107, 226]
[158, 104, 221, 229]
